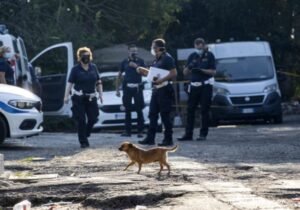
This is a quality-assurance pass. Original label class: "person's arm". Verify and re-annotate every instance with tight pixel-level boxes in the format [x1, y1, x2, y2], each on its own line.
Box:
[64, 67, 76, 104]
[200, 53, 216, 76]
[64, 82, 73, 104]
[96, 79, 103, 103]
[200, 69, 216, 76]
[0, 72, 6, 84]
[116, 71, 122, 97]
[154, 56, 177, 85]
[183, 53, 194, 76]
[154, 68, 177, 85]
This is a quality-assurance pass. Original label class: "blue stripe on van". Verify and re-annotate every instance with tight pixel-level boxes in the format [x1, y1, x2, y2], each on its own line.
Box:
[0, 101, 29, 114]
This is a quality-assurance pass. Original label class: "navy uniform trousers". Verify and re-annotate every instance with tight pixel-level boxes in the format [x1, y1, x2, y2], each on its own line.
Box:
[122, 85, 145, 133]
[71, 95, 99, 145]
[147, 84, 174, 143]
[185, 84, 213, 137]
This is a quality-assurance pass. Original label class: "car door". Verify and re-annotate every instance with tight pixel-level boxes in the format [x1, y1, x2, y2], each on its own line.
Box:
[16, 37, 31, 89]
[30, 42, 74, 116]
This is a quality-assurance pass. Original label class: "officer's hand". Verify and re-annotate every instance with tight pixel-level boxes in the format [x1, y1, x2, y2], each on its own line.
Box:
[153, 79, 163, 85]
[99, 95, 103, 104]
[64, 96, 69, 104]
[116, 90, 121, 97]
[129, 61, 138, 68]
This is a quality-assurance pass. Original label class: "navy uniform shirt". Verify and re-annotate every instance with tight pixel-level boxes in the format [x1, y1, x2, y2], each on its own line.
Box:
[187, 51, 216, 82]
[121, 57, 145, 84]
[68, 63, 100, 94]
[0, 58, 14, 85]
[152, 52, 176, 79]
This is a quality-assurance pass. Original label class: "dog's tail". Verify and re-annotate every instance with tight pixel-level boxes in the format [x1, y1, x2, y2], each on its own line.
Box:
[166, 145, 178, 152]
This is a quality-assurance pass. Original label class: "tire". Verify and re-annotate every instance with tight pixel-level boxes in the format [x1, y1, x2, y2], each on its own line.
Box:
[273, 113, 283, 124]
[210, 118, 219, 127]
[0, 117, 7, 144]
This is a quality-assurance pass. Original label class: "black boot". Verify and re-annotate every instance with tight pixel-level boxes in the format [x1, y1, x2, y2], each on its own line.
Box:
[158, 139, 173, 146]
[196, 135, 207, 141]
[138, 137, 155, 145]
[177, 134, 193, 141]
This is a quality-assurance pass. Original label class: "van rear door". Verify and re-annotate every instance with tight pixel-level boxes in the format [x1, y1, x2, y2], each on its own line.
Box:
[30, 42, 74, 116]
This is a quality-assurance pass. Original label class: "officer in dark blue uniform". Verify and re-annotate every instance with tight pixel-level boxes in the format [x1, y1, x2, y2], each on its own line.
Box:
[116, 44, 145, 138]
[138, 38, 177, 146]
[64, 47, 103, 148]
[178, 38, 216, 141]
[0, 46, 15, 85]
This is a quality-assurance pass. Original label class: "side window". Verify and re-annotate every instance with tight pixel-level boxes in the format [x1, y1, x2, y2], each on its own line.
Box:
[12, 39, 22, 77]
[32, 47, 68, 76]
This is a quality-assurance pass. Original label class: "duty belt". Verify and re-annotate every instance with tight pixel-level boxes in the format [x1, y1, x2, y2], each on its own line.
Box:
[190, 78, 214, 87]
[127, 83, 139, 88]
[72, 89, 98, 101]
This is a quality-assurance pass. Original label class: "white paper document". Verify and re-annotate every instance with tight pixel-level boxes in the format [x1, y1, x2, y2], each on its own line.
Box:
[146, 67, 169, 81]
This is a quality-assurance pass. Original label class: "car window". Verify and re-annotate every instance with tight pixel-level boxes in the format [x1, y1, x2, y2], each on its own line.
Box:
[31, 46, 68, 76]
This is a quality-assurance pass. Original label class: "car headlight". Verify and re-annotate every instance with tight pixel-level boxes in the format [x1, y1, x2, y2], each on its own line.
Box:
[8, 100, 36, 109]
[263, 84, 277, 93]
[213, 87, 230, 95]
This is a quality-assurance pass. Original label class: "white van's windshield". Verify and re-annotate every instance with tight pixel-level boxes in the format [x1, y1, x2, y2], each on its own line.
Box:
[215, 56, 274, 82]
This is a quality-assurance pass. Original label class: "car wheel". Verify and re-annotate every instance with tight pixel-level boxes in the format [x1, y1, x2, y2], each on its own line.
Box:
[0, 117, 7, 144]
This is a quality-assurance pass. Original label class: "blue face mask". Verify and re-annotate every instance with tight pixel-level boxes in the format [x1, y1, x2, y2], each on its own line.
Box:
[4, 52, 13, 59]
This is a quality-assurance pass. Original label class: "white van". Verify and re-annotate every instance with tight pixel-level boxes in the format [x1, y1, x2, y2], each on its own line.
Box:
[0, 84, 43, 144]
[177, 41, 282, 125]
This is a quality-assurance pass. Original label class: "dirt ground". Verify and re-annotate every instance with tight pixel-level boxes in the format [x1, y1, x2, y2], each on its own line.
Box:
[0, 115, 300, 210]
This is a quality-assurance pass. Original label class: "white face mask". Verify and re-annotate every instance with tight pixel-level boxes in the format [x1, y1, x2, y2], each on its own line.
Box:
[196, 49, 204, 56]
[4, 52, 13, 59]
[151, 48, 156, 56]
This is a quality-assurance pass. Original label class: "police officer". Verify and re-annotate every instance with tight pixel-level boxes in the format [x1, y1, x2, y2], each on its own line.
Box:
[64, 47, 103, 148]
[0, 46, 15, 85]
[178, 38, 216, 141]
[116, 44, 145, 138]
[138, 38, 177, 146]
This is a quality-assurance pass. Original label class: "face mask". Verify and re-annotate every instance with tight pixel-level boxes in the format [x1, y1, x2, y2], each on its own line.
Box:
[196, 49, 204, 56]
[81, 55, 90, 64]
[151, 48, 156, 56]
[131, 52, 138, 59]
[4, 52, 13, 59]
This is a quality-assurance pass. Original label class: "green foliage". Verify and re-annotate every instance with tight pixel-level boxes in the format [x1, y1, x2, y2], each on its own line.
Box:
[0, 0, 187, 57]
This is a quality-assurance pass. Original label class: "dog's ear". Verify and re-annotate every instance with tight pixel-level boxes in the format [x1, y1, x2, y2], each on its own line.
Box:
[128, 143, 133, 147]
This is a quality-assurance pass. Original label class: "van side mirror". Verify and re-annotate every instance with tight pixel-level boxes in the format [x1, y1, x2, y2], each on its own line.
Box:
[34, 67, 42, 76]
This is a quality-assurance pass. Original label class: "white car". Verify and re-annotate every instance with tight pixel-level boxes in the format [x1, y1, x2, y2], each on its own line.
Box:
[94, 72, 158, 128]
[0, 84, 43, 144]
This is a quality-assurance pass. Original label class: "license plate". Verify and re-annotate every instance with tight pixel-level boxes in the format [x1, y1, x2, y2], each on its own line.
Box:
[115, 113, 125, 119]
[242, 108, 254, 114]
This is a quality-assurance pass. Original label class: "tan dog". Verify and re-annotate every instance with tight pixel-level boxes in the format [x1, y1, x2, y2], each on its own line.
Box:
[119, 142, 178, 175]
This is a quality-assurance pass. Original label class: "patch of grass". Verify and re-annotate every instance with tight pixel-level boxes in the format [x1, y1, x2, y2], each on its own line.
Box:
[20, 156, 35, 163]
[13, 171, 33, 178]
[43, 116, 76, 132]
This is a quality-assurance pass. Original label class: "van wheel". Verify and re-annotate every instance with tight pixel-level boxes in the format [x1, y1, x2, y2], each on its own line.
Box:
[273, 114, 283, 124]
[0, 117, 7, 144]
[210, 118, 219, 127]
